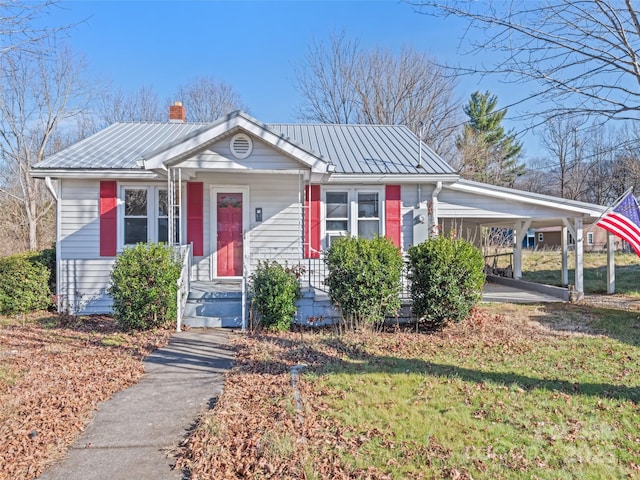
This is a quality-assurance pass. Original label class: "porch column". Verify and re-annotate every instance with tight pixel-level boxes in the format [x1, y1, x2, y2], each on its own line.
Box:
[607, 231, 616, 294]
[513, 220, 531, 280]
[574, 217, 584, 301]
[561, 224, 569, 287]
[430, 181, 442, 237]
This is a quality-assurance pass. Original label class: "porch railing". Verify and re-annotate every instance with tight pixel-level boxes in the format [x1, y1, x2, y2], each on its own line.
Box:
[174, 243, 192, 332]
[247, 246, 412, 300]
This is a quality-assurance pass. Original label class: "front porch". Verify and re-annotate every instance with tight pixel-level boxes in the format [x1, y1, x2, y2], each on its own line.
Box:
[174, 246, 570, 331]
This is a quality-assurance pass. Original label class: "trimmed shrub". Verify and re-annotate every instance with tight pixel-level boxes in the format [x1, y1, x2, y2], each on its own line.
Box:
[325, 236, 403, 329]
[0, 252, 52, 315]
[407, 235, 485, 330]
[250, 261, 301, 331]
[108, 243, 182, 331]
[35, 246, 56, 294]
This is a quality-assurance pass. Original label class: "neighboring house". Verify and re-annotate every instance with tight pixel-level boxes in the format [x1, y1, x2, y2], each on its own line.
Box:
[534, 225, 623, 252]
[32, 105, 608, 326]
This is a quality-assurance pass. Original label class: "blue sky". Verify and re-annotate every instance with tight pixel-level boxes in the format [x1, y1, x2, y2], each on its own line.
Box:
[47, 1, 537, 153]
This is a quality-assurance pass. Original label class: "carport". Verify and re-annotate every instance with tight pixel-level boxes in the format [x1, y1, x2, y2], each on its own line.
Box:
[430, 179, 611, 300]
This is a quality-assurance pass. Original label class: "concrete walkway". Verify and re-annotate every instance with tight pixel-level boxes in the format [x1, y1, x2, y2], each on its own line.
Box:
[38, 329, 235, 480]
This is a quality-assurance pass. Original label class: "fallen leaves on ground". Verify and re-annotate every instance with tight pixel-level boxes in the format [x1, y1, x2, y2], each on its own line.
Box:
[175, 325, 478, 479]
[0, 313, 171, 480]
[176, 304, 640, 479]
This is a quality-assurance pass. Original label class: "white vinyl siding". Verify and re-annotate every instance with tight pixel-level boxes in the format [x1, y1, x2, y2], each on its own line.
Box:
[189, 171, 303, 281]
[181, 137, 304, 171]
[58, 180, 114, 314]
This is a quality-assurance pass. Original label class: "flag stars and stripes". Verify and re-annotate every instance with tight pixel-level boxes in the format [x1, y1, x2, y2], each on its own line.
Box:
[596, 192, 640, 257]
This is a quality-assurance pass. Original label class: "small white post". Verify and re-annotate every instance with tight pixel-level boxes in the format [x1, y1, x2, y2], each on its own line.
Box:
[561, 224, 569, 287]
[512, 220, 531, 280]
[574, 218, 584, 300]
[607, 231, 616, 294]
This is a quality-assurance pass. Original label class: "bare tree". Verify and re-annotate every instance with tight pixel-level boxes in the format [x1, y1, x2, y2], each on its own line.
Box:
[411, 0, 640, 123]
[95, 85, 163, 126]
[538, 116, 594, 200]
[0, 41, 91, 250]
[295, 33, 461, 157]
[0, 0, 66, 59]
[174, 76, 248, 122]
[514, 156, 556, 195]
[295, 33, 360, 124]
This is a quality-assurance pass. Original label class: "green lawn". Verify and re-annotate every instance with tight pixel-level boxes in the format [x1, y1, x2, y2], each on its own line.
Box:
[307, 304, 640, 479]
[179, 303, 640, 479]
[520, 251, 640, 295]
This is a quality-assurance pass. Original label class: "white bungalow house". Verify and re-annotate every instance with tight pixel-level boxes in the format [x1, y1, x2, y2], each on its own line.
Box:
[32, 104, 611, 328]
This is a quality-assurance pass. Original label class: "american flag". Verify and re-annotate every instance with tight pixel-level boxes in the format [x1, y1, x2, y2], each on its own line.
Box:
[596, 191, 640, 256]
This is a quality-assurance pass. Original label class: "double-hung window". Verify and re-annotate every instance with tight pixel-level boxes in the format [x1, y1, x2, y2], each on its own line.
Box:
[122, 186, 180, 247]
[357, 192, 380, 239]
[124, 188, 148, 245]
[324, 188, 382, 246]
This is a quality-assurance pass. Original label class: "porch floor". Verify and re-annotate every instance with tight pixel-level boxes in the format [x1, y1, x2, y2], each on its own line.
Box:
[187, 280, 563, 304]
[481, 283, 564, 304]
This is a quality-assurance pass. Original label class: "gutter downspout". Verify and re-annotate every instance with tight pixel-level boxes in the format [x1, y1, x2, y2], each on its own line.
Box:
[431, 181, 442, 236]
[45, 177, 58, 201]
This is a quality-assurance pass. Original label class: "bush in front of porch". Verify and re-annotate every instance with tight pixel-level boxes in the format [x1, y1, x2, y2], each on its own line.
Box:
[325, 236, 403, 330]
[249, 261, 302, 332]
[108, 243, 182, 331]
[408, 235, 485, 329]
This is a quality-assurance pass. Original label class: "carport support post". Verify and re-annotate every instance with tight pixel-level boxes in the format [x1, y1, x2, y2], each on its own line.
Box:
[607, 231, 616, 294]
[512, 220, 531, 280]
[574, 218, 584, 301]
[561, 225, 569, 286]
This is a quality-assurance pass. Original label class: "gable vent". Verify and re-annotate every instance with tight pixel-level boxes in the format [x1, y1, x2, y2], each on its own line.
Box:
[230, 133, 253, 159]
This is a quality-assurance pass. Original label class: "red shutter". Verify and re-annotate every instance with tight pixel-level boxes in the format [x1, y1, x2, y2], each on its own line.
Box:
[99, 181, 117, 256]
[304, 185, 321, 258]
[187, 182, 204, 256]
[385, 185, 401, 248]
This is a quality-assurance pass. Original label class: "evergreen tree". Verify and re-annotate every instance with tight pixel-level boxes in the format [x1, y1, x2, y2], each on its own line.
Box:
[455, 91, 525, 187]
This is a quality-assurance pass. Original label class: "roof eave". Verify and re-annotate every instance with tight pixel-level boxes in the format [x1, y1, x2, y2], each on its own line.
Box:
[326, 173, 459, 184]
[449, 179, 606, 216]
[31, 168, 163, 180]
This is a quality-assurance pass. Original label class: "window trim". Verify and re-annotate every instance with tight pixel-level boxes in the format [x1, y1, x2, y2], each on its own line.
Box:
[587, 231, 594, 245]
[118, 184, 182, 251]
[322, 186, 385, 249]
[122, 186, 149, 247]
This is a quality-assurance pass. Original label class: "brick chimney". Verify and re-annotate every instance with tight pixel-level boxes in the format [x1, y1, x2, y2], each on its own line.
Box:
[169, 101, 186, 123]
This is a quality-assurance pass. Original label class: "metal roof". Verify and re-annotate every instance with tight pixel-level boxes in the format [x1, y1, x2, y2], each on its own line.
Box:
[268, 123, 455, 175]
[35, 114, 456, 176]
[36, 122, 211, 170]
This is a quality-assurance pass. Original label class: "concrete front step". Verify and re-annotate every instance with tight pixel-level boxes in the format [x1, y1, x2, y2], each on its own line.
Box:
[182, 299, 243, 328]
[182, 280, 243, 328]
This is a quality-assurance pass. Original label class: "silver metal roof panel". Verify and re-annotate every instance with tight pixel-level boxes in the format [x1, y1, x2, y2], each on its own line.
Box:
[35, 116, 456, 176]
[268, 124, 455, 175]
[36, 122, 209, 170]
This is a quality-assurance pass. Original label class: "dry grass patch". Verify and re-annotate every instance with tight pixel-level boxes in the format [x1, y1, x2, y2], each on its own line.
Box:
[522, 250, 640, 296]
[0, 313, 171, 480]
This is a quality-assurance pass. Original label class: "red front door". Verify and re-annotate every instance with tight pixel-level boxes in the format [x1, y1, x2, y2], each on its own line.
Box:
[217, 193, 243, 277]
